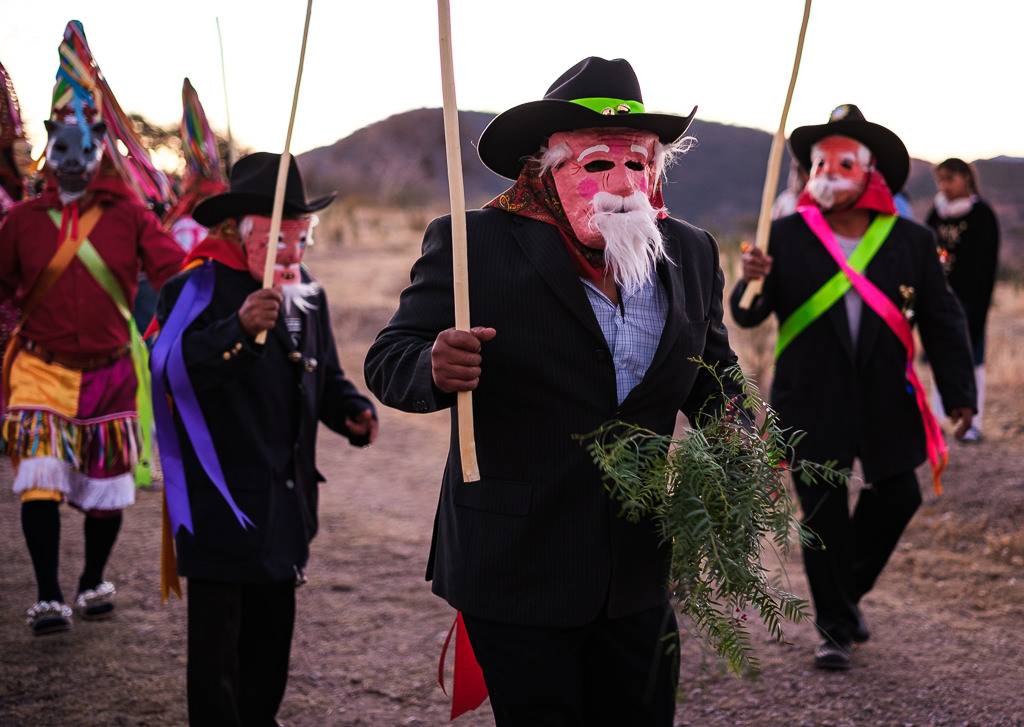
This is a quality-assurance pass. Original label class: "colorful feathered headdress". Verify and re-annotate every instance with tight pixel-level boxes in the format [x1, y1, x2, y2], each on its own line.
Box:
[1, 59, 26, 147]
[50, 20, 175, 206]
[162, 78, 227, 229]
[1, 58, 33, 201]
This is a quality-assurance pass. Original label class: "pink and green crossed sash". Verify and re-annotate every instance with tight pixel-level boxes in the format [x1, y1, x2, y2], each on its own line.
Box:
[778, 206, 948, 494]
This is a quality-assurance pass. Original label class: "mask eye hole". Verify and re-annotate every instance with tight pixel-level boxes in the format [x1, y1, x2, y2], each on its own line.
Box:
[625, 161, 644, 171]
[583, 160, 614, 173]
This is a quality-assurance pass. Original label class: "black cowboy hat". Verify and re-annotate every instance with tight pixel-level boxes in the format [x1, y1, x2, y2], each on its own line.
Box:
[477, 57, 697, 180]
[789, 104, 910, 193]
[192, 152, 336, 227]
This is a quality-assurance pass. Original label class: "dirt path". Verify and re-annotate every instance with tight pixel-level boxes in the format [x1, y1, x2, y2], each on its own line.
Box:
[2, 239, 1023, 726]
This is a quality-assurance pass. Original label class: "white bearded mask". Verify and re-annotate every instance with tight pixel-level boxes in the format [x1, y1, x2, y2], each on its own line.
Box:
[806, 136, 874, 212]
[545, 128, 668, 294]
[239, 214, 321, 313]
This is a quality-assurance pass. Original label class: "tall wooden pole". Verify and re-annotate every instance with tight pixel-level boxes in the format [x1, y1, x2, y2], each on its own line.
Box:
[215, 17, 236, 170]
[255, 0, 314, 344]
[437, 0, 480, 482]
[738, 0, 812, 309]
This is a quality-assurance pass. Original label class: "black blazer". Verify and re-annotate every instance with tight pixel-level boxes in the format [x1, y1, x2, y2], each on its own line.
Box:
[364, 209, 743, 627]
[730, 212, 976, 482]
[155, 262, 375, 583]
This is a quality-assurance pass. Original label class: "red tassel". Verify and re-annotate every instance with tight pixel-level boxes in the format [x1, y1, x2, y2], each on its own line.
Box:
[438, 612, 488, 720]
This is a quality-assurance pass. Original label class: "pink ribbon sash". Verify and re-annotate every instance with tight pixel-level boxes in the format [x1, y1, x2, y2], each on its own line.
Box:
[799, 205, 948, 494]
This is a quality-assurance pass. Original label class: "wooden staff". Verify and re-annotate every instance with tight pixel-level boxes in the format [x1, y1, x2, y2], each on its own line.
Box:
[215, 17, 236, 169]
[437, 0, 480, 482]
[738, 0, 812, 309]
[256, 0, 314, 344]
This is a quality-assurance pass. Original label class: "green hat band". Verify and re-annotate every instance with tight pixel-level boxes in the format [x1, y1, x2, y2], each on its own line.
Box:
[570, 97, 646, 116]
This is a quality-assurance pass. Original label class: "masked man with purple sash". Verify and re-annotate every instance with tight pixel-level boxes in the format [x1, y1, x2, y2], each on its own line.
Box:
[152, 152, 378, 727]
[730, 105, 976, 670]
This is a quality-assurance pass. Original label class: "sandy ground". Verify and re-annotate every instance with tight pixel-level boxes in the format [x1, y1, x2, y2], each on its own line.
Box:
[2, 238, 1023, 727]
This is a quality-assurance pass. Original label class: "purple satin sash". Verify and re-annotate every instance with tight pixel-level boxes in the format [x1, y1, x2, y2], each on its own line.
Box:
[151, 261, 254, 534]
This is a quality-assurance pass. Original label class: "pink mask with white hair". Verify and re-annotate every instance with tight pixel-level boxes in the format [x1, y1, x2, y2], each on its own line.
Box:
[240, 215, 312, 285]
[806, 136, 873, 212]
[548, 128, 658, 247]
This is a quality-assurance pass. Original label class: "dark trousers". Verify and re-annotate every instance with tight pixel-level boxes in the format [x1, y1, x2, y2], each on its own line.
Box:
[186, 577, 296, 727]
[461, 601, 680, 727]
[795, 467, 922, 643]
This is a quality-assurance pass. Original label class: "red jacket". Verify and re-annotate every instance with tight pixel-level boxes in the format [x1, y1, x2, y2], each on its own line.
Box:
[0, 175, 185, 356]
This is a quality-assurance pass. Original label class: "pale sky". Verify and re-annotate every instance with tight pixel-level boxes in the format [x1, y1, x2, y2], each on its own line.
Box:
[2, 0, 1022, 170]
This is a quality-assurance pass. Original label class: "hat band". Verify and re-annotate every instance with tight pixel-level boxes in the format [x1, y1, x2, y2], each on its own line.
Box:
[570, 97, 645, 116]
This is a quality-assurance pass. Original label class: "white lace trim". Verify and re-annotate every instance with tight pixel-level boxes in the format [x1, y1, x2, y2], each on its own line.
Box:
[76, 581, 116, 607]
[68, 472, 136, 511]
[12, 457, 74, 494]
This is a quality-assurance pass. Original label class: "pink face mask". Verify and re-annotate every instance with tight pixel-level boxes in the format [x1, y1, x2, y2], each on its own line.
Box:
[807, 136, 872, 211]
[549, 128, 658, 246]
[240, 215, 312, 285]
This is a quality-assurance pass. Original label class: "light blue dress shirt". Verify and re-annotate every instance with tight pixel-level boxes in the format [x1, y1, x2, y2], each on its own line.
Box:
[582, 276, 668, 404]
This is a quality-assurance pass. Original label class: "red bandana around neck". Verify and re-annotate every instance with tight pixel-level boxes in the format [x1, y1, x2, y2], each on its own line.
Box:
[184, 218, 248, 271]
[797, 168, 897, 216]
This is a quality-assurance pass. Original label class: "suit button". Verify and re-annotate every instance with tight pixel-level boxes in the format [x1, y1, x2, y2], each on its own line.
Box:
[593, 348, 609, 362]
[285, 479, 295, 489]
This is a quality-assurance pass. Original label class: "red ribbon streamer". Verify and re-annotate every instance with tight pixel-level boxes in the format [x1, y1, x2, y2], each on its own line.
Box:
[438, 612, 488, 720]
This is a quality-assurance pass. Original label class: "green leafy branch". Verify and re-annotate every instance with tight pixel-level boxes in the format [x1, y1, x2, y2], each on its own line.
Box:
[582, 362, 841, 677]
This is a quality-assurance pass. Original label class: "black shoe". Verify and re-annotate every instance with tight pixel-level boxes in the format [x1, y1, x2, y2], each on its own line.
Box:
[26, 601, 73, 636]
[852, 607, 870, 644]
[814, 640, 852, 670]
[75, 581, 116, 621]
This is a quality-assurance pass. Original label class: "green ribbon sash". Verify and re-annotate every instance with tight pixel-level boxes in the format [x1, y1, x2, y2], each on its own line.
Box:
[775, 214, 898, 358]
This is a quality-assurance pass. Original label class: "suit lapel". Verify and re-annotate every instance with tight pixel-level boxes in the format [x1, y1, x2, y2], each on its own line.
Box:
[799, 229, 857, 362]
[511, 218, 606, 342]
[649, 257, 684, 373]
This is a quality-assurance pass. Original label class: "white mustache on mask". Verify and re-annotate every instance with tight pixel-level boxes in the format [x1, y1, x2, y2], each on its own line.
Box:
[807, 176, 859, 209]
[589, 191, 668, 295]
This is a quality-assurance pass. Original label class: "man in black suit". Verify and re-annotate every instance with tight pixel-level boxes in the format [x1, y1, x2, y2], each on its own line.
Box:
[364, 57, 744, 726]
[152, 153, 378, 726]
[730, 105, 976, 671]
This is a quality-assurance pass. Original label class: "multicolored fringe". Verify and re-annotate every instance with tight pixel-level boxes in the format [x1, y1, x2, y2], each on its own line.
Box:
[2, 408, 140, 478]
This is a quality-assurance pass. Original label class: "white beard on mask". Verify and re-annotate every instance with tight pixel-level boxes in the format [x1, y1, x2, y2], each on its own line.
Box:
[806, 176, 860, 211]
[589, 190, 668, 295]
[281, 280, 321, 315]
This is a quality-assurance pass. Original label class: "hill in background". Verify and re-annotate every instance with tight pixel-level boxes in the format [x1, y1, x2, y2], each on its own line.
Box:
[299, 109, 1023, 276]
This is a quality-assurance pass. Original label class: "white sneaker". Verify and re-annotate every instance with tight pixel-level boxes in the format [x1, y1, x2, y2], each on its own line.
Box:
[961, 426, 982, 443]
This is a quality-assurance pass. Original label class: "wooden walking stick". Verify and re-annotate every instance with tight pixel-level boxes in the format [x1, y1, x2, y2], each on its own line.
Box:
[256, 0, 314, 344]
[738, 0, 813, 309]
[437, 0, 480, 482]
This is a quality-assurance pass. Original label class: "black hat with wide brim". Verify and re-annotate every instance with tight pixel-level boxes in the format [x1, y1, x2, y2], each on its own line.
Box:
[192, 152, 336, 227]
[477, 57, 697, 180]
[789, 104, 910, 193]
